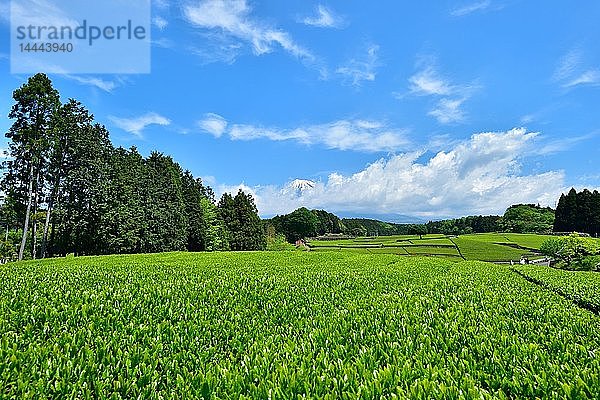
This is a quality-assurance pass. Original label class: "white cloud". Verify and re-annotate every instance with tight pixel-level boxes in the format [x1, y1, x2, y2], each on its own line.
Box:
[428, 98, 466, 124]
[520, 114, 535, 124]
[553, 49, 582, 81]
[183, 0, 313, 62]
[198, 113, 228, 137]
[223, 128, 565, 218]
[152, 38, 175, 49]
[451, 0, 492, 17]
[9, 0, 78, 28]
[62, 75, 121, 92]
[301, 5, 345, 28]
[536, 131, 598, 155]
[198, 115, 409, 152]
[564, 70, 600, 88]
[336, 44, 380, 86]
[553, 49, 600, 89]
[109, 112, 171, 137]
[409, 67, 453, 96]
[404, 62, 478, 124]
[153, 16, 168, 30]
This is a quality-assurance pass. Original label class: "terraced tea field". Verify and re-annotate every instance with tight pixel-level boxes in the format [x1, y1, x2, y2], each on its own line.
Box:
[1, 252, 600, 398]
[308, 233, 554, 262]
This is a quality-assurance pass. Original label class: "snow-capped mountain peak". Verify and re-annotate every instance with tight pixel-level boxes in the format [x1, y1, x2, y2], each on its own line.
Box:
[289, 179, 315, 191]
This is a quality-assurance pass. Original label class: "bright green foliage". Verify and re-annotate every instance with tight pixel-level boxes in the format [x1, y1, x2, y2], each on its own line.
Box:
[269, 208, 343, 242]
[308, 233, 546, 261]
[265, 233, 296, 251]
[515, 264, 600, 310]
[500, 204, 555, 234]
[540, 235, 600, 270]
[1, 253, 600, 398]
[275, 207, 320, 242]
[199, 198, 229, 251]
[0, 240, 16, 260]
[426, 215, 502, 235]
[452, 236, 532, 261]
[498, 233, 554, 248]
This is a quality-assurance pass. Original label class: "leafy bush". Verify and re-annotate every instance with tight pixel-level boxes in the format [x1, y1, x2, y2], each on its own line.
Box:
[2, 253, 600, 398]
[266, 234, 296, 251]
[540, 234, 600, 270]
[0, 240, 16, 261]
[576, 255, 600, 271]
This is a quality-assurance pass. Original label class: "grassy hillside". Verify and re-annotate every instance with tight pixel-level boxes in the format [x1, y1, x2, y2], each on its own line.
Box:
[1, 252, 600, 398]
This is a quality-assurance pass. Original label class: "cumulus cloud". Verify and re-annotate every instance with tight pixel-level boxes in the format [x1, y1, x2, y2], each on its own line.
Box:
[336, 44, 380, 86]
[109, 112, 171, 137]
[219, 128, 565, 218]
[183, 0, 313, 62]
[197, 114, 409, 152]
[301, 5, 346, 28]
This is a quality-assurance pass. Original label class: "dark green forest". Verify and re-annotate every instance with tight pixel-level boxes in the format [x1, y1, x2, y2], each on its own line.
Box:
[1, 74, 265, 260]
[554, 188, 600, 236]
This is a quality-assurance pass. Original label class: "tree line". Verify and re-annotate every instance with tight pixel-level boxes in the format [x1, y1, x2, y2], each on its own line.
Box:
[269, 204, 556, 243]
[1, 74, 266, 261]
[426, 204, 555, 236]
[554, 188, 600, 237]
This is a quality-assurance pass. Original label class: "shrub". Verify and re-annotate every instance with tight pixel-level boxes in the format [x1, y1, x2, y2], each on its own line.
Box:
[540, 234, 600, 269]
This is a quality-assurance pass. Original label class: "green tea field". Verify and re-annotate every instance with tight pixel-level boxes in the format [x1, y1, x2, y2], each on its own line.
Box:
[308, 233, 555, 262]
[1, 252, 599, 399]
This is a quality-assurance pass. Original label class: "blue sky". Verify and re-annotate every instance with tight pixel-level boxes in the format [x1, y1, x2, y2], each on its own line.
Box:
[1, 0, 599, 219]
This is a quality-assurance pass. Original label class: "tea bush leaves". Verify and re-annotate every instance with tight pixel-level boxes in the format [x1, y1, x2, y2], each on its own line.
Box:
[1, 252, 599, 399]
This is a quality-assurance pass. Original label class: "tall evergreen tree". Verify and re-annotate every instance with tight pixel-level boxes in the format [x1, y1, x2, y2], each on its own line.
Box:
[591, 191, 600, 237]
[98, 147, 147, 254]
[576, 189, 593, 234]
[219, 190, 266, 250]
[52, 122, 111, 255]
[181, 171, 209, 251]
[142, 152, 187, 253]
[554, 188, 579, 232]
[40, 100, 94, 257]
[553, 193, 567, 232]
[3, 73, 60, 260]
